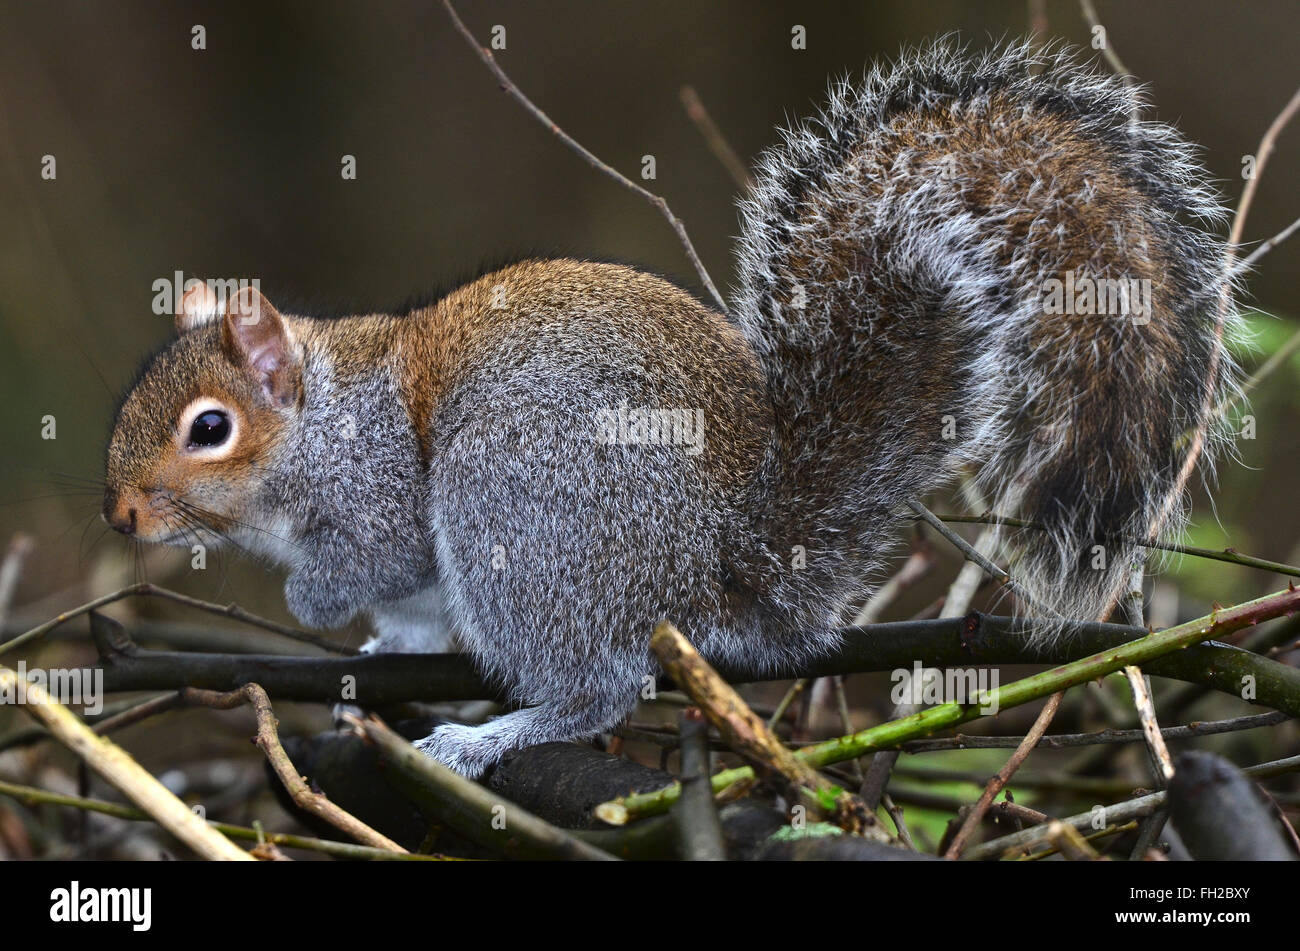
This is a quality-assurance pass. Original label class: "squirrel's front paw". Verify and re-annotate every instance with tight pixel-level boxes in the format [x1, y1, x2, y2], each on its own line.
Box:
[285, 571, 358, 629]
[413, 723, 503, 780]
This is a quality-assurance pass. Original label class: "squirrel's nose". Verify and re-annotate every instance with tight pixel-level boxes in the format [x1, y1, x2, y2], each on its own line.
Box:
[104, 507, 137, 535]
[102, 491, 138, 535]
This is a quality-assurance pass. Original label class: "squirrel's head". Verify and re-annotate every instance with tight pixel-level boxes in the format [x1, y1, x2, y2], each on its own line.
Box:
[103, 282, 303, 547]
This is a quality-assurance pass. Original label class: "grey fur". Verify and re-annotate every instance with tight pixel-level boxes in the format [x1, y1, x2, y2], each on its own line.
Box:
[732, 38, 1241, 639]
[258, 359, 438, 632]
[118, 40, 1240, 779]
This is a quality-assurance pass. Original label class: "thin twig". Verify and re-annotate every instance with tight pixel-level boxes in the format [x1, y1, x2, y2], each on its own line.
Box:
[1118, 558, 1176, 785]
[182, 685, 405, 852]
[943, 692, 1063, 858]
[1197, 321, 1300, 437]
[679, 85, 753, 190]
[91, 692, 184, 736]
[896, 763, 1146, 798]
[917, 512, 1300, 578]
[440, 0, 728, 313]
[1235, 213, 1300, 272]
[0, 581, 351, 657]
[880, 793, 916, 849]
[1124, 665, 1176, 784]
[1229, 84, 1300, 253]
[767, 678, 808, 731]
[0, 780, 452, 860]
[136, 585, 354, 654]
[0, 664, 252, 860]
[830, 676, 862, 782]
[990, 799, 1050, 827]
[963, 751, 1300, 860]
[890, 711, 1289, 754]
[1120, 81, 1300, 619]
[1078, 0, 1138, 123]
[907, 500, 1052, 616]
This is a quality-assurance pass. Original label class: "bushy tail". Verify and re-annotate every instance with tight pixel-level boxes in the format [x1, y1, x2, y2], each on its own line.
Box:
[732, 39, 1241, 631]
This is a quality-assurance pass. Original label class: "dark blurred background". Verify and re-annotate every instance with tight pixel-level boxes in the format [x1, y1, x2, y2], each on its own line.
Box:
[1, 0, 1299, 859]
[1, 0, 1298, 632]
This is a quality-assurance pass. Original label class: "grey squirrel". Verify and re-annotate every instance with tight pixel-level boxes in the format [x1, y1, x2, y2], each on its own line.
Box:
[103, 40, 1238, 777]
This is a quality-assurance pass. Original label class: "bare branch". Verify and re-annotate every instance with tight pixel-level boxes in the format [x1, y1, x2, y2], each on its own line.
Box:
[962, 751, 1300, 860]
[440, 0, 729, 314]
[178, 684, 405, 852]
[671, 708, 726, 860]
[1078, 0, 1139, 124]
[359, 715, 618, 861]
[889, 711, 1288, 753]
[1126, 81, 1300, 618]
[907, 500, 1052, 617]
[0, 779, 447, 861]
[916, 511, 1300, 578]
[0, 664, 252, 860]
[852, 534, 935, 625]
[943, 691, 1063, 858]
[81, 609, 1300, 719]
[679, 84, 753, 190]
[648, 619, 882, 837]
[0, 581, 351, 658]
[1235, 213, 1300, 272]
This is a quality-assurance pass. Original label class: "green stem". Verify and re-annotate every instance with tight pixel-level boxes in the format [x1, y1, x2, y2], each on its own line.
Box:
[601, 585, 1300, 824]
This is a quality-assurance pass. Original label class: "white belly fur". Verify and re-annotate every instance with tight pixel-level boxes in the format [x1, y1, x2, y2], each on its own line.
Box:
[365, 584, 457, 654]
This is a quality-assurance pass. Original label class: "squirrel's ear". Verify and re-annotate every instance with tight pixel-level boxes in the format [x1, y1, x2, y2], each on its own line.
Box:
[176, 280, 219, 333]
[220, 288, 301, 407]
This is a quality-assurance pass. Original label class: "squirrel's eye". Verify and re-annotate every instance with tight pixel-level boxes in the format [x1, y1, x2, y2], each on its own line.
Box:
[188, 410, 231, 448]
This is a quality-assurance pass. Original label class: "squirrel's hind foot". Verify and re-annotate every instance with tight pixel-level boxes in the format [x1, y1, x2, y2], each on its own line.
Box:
[414, 692, 638, 779]
[414, 723, 504, 779]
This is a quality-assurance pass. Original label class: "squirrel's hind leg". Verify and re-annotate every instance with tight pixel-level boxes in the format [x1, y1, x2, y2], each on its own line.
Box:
[422, 397, 715, 778]
[414, 691, 639, 779]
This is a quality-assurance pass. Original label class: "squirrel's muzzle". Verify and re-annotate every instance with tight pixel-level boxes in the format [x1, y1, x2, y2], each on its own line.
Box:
[102, 487, 137, 535]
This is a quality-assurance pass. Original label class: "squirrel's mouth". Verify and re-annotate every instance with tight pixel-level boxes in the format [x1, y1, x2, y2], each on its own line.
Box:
[102, 486, 231, 548]
[149, 517, 227, 549]
[154, 530, 200, 548]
